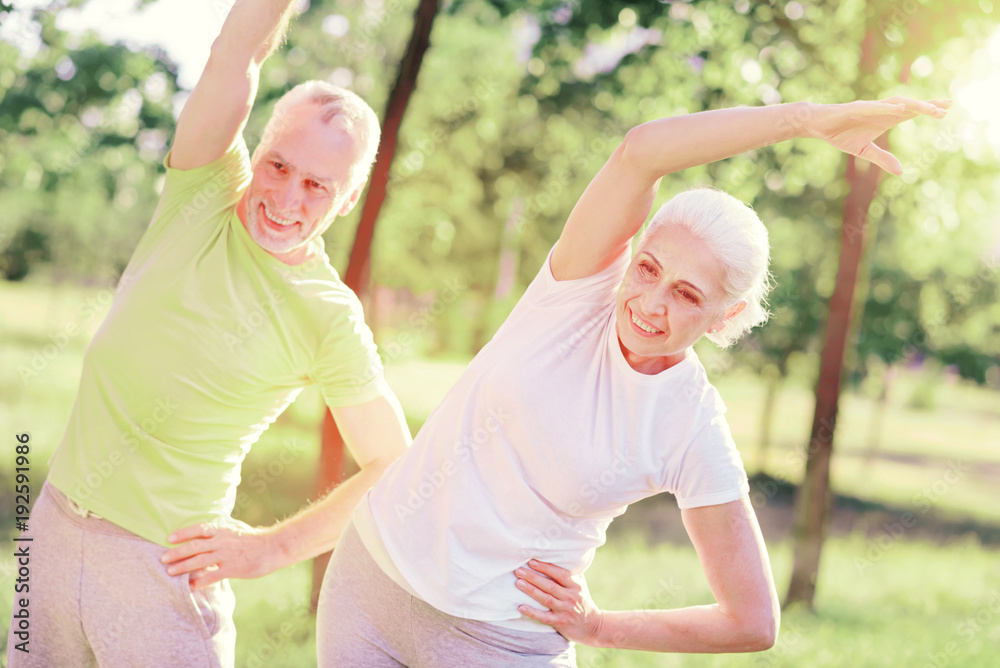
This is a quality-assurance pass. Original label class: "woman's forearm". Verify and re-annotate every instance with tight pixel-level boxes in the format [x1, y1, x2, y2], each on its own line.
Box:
[593, 603, 777, 653]
[622, 102, 814, 181]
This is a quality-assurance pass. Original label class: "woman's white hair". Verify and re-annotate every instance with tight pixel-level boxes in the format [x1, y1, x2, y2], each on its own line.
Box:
[262, 80, 381, 191]
[639, 187, 772, 348]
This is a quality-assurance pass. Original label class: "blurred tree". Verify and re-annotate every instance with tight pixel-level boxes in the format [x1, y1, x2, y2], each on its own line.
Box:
[308, 0, 442, 613]
[785, 0, 1000, 610]
[0, 5, 180, 282]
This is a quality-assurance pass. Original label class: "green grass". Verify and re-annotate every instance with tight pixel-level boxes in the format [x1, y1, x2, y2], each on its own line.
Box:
[2, 279, 1000, 667]
[3, 533, 998, 667]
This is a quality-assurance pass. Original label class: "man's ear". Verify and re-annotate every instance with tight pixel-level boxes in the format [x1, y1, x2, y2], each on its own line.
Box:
[337, 183, 365, 217]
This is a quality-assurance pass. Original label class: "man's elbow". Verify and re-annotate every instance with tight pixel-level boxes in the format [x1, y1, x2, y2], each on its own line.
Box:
[360, 448, 406, 475]
[360, 457, 393, 475]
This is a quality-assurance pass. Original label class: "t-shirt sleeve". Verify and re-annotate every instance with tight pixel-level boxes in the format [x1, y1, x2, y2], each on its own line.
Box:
[130, 137, 253, 265]
[526, 242, 633, 307]
[310, 297, 392, 408]
[491, 242, 632, 339]
[667, 400, 750, 510]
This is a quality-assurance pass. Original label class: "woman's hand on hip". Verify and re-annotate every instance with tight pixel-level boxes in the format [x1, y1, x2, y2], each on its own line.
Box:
[515, 559, 605, 646]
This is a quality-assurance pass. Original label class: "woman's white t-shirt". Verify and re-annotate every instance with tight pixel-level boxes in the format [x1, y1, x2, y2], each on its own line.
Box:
[356, 243, 749, 628]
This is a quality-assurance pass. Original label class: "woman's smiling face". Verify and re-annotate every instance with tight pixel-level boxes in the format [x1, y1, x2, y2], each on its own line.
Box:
[614, 224, 740, 374]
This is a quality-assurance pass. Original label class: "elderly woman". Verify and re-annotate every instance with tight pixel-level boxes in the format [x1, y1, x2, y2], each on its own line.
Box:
[317, 97, 947, 666]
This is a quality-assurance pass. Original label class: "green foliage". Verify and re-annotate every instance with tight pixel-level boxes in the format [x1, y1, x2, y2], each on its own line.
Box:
[0, 6, 180, 281]
[1, 0, 998, 377]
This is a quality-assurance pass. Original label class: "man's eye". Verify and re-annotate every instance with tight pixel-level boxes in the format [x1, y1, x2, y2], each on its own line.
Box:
[271, 161, 284, 170]
[639, 263, 655, 276]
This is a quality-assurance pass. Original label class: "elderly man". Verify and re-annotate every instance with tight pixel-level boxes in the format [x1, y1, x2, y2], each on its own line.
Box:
[7, 2, 410, 666]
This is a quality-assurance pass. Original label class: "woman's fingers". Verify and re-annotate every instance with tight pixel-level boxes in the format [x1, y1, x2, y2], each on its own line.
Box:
[517, 574, 556, 604]
[878, 97, 949, 118]
[865, 101, 907, 116]
[925, 99, 953, 110]
[516, 566, 560, 597]
[524, 559, 574, 587]
[858, 142, 902, 175]
[518, 604, 557, 624]
[907, 99, 948, 117]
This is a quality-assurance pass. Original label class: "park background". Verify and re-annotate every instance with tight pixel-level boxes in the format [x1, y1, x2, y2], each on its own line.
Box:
[1, 0, 999, 665]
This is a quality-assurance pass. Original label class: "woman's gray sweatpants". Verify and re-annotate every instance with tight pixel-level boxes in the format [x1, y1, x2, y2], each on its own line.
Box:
[316, 520, 578, 667]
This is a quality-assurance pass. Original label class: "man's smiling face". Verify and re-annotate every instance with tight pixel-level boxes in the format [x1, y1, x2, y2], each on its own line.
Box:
[239, 102, 362, 265]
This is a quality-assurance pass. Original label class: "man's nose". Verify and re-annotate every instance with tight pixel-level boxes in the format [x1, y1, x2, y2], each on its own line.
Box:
[273, 183, 303, 212]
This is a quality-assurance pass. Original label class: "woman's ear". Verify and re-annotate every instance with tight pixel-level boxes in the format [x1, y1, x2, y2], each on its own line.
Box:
[710, 300, 746, 333]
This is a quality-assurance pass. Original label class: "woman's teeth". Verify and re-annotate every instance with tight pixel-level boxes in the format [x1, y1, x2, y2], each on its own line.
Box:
[631, 310, 661, 334]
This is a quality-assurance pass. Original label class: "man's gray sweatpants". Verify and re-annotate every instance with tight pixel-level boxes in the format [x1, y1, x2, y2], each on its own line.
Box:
[5, 481, 235, 667]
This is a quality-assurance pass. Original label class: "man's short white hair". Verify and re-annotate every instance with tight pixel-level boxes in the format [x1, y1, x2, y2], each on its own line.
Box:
[263, 80, 381, 191]
[640, 187, 772, 348]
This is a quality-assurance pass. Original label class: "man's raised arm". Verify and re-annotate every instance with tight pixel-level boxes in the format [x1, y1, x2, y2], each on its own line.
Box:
[169, 0, 298, 170]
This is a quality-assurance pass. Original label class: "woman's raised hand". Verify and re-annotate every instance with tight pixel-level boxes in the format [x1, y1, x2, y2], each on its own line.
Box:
[806, 97, 950, 175]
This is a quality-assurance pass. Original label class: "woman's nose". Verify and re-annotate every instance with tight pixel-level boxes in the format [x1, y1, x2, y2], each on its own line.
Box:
[641, 289, 669, 316]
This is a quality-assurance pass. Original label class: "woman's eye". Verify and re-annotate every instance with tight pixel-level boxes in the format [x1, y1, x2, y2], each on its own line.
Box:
[271, 161, 283, 171]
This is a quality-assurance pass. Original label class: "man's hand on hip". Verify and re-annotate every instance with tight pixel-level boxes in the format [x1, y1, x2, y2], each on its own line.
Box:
[160, 518, 281, 589]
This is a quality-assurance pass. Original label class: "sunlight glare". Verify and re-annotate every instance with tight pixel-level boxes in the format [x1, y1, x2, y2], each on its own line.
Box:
[955, 25, 1000, 148]
[55, 0, 228, 90]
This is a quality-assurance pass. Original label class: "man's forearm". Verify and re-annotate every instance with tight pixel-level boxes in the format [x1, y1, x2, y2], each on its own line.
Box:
[263, 461, 391, 572]
[216, 0, 299, 66]
[622, 102, 814, 184]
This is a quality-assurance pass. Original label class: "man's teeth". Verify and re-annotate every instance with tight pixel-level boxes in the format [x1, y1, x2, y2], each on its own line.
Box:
[631, 311, 661, 334]
[264, 205, 295, 226]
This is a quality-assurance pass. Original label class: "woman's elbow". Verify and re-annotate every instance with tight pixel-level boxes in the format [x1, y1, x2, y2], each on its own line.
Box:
[619, 125, 660, 180]
[751, 622, 778, 652]
[744, 608, 779, 651]
[620, 127, 645, 167]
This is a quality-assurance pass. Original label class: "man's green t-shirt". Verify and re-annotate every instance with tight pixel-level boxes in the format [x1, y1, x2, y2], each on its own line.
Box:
[47, 138, 390, 546]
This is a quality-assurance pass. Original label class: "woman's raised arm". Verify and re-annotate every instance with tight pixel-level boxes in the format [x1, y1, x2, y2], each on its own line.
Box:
[550, 98, 948, 282]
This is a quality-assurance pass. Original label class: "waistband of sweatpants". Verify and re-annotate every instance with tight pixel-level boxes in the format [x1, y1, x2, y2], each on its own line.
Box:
[43, 480, 147, 540]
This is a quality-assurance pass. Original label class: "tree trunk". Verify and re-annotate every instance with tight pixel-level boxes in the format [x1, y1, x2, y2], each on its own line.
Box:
[756, 367, 781, 472]
[864, 364, 893, 466]
[311, 0, 441, 612]
[783, 141, 886, 608]
[784, 25, 887, 607]
[344, 0, 441, 295]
